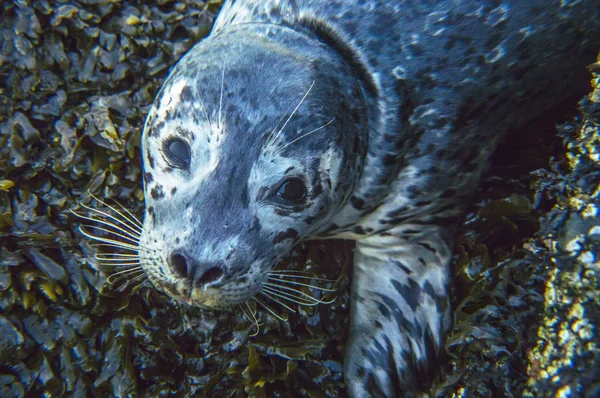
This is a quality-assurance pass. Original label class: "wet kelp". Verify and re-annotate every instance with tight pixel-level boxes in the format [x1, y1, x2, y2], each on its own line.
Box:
[1, 0, 599, 396]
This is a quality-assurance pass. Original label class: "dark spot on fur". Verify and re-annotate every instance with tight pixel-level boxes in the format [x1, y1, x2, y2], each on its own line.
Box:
[392, 279, 420, 312]
[249, 216, 262, 232]
[144, 172, 153, 184]
[148, 154, 156, 169]
[439, 188, 457, 199]
[418, 242, 437, 254]
[357, 366, 366, 378]
[383, 153, 397, 166]
[393, 260, 413, 275]
[350, 195, 365, 210]
[273, 228, 298, 244]
[150, 186, 164, 200]
[377, 301, 391, 318]
[354, 225, 366, 235]
[180, 85, 193, 102]
[171, 187, 177, 195]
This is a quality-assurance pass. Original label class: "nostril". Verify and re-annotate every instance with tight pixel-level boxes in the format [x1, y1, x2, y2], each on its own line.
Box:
[169, 253, 188, 278]
[197, 266, 224, 285]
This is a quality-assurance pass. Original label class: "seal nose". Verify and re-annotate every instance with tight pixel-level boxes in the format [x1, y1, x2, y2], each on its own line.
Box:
[169, 252, 224, 286]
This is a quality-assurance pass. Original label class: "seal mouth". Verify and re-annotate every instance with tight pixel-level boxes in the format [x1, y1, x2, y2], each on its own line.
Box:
[71, 195, 339, 326]
[152, 276, 261, 309]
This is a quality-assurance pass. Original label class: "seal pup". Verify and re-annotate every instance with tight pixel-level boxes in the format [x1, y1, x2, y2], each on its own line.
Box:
[135, 0, 600, 396]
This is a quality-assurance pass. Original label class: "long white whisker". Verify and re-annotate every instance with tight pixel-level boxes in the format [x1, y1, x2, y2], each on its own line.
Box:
[83, 224, 139, 245]
[79, 226, 140, 251]
[252, 297, 289, 322]
[79, 224, 140, 246]
[111, 199, 144, 229]
[263, 283, 324, 302]
[267, 272, 336, 282]
[275, 117, 336, 154]
[90, 242, 144, 253]
[96, 259, 141, 266]
[268, 270, 315, 274]
[267, 277, 337, 292]
[88, 193, 143, 232]
[262, 285, 326, 306]
[259, 291, 297, 313]
[106, 268, 144, 284]
[71, 210, 140, 241]
[76, 203, 141, 237]
[96, 253, 140, 259]
[108, 266, 142, 276]
[265, 99, 297, 146]
[263, 282, 335, 306]
[241, 303, 260, 337]
[116, 272, 147, 291]
[270, 81, 315, 146]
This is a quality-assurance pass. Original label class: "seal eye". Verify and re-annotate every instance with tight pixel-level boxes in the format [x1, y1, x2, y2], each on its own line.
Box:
[164, 138, 190, 168]
[276, 178, 307, 203]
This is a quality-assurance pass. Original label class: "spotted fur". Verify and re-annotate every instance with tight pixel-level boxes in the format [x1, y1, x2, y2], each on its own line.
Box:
[140, 0, 600, 396]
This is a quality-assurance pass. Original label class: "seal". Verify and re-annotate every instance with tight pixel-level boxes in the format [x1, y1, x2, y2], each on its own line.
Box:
[134, 1, 600, 396]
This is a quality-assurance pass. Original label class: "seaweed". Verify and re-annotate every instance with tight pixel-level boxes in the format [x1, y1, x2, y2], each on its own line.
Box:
[1, 0, 598, 396]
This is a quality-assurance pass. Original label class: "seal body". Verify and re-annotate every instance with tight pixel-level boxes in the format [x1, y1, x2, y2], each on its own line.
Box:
[139, 1, 600, 396]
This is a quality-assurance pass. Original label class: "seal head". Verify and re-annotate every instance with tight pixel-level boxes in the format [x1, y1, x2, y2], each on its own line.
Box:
[139, 25, 368, 309]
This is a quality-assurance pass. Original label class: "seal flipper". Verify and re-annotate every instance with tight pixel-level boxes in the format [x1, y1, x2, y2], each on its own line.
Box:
[345, 225, 453, 397]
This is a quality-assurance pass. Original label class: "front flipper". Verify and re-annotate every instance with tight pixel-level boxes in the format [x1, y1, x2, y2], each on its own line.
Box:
[344, 225, 453, 397]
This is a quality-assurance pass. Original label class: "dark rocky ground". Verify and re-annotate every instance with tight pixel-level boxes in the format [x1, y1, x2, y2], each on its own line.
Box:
[1, 1, 598, 396]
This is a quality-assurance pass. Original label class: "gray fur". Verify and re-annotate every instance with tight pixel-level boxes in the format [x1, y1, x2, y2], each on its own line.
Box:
[139, 0, 600, 396]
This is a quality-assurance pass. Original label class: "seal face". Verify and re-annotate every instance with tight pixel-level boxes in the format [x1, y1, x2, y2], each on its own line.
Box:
[137, 0, 600, 396]
[139, 26, 369, 309]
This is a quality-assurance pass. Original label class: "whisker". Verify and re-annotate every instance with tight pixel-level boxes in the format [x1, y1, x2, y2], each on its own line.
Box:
[108, 197, 144, 229]
[265, 95, 298, 146]
[275, 117, 336, 154]
[88, 192, 143, 231]
[267, 272, 336, 282]
[76, 201, 141, 236]
[261, 287, 318, 307]
[252, 296, 289, 322]
[267, 277, 337, 292]
[269, 81, 315, 146]
[106, 267, 144, 285]
[79, 223, 140, 245]
[71, 210, 141, 241]
[90, 242, 144, 253]
[240, 303, 260, 337]
[96, 260, 141, 267]
[95, 255, 140, 262]
[79, 225, 140, 248]
[129, 273, 148, 288]
[96, 253, 140, 259]
[263, 285, 335, 306]
[107, 266, 142, 277]
[268, 270, 316, 274]
[258, 290, 297, 314]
